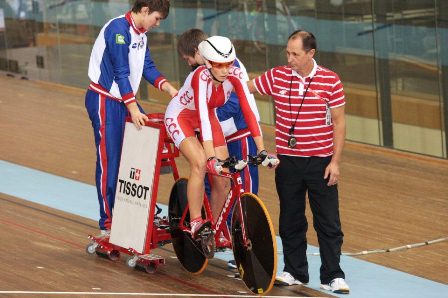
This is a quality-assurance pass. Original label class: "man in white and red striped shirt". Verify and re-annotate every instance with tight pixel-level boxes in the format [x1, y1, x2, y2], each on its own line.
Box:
[248, 30, 349, 294]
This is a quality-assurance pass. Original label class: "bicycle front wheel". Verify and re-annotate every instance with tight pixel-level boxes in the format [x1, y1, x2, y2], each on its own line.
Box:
[231, 193, 277, 295]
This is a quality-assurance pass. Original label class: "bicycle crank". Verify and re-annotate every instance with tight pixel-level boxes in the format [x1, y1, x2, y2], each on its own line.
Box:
[200, 230, 215, 259]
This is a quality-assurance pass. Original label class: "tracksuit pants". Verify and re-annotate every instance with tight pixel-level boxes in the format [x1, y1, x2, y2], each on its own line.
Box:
[85, 89, 144, 230]
[275, 154, 345, 284]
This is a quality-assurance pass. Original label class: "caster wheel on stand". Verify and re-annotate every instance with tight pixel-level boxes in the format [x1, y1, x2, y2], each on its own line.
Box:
[126, 256, 138, 268]
[85, 242, 98, 255]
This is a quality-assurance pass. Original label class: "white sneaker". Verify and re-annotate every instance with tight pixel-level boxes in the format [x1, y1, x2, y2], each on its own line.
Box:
[275, 271, 305, 286]
[227, 260, 237, 269]
[320, 278, 350, 294]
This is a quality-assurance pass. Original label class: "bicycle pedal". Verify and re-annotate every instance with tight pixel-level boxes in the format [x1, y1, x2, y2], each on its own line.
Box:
[200, 233, 215, 259]
[200, 229, 212, 237]
[195, 230, 212, 242]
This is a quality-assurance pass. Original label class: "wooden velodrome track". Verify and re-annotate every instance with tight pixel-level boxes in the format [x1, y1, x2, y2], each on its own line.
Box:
[0, 76, 447, 297]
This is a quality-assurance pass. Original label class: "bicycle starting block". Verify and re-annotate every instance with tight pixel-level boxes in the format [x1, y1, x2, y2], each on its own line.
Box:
[86, 113, 179, 273]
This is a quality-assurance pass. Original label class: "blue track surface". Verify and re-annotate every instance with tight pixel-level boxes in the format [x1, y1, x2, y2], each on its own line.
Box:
[1, 160, 446, 297]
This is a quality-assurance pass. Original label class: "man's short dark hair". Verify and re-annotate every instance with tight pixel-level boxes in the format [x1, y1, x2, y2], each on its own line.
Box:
[177, 28, 209, 57]
[132, 0, 170, 19]
[288, 30, 317, 52]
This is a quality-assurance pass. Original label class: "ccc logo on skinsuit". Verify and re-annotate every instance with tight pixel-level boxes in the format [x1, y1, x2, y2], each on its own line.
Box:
[229, 67, 244, 80]
[179, 90, 193, 106]
[165, 117, 180, 141]
[200, 70, 211, 81]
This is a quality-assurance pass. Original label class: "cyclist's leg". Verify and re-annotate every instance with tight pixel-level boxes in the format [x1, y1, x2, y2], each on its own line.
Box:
[231, 193, 277, 295]
[166, 108, 208, 231]
[179, 137, 207, 224]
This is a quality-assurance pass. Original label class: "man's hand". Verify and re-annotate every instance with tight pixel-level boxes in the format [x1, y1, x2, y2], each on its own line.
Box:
[258, 150, 280, 169]
[324, 161, 340, 186]
[128, 103, 148, 130]
[162, 82, 178, 98]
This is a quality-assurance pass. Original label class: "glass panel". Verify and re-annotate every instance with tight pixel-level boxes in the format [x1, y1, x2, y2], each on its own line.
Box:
[315, 0, 381, 145]
[0, 0, 444, 157]
[0, 0, 41, 77]
[438, 0, 448, 157]
[373, 0, 443, 156]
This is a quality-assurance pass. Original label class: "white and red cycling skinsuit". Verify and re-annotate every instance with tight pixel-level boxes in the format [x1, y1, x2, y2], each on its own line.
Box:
[165, 65, 262, 148]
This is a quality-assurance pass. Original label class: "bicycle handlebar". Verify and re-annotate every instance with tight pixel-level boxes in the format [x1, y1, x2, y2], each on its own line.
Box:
[219, 155, 262, 171]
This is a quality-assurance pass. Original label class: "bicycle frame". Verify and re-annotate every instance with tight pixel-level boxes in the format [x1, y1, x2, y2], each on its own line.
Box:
[177, 170, 249, 249]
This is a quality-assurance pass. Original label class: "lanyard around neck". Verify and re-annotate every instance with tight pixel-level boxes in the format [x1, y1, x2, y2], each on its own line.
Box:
[288, 75, 314, 135]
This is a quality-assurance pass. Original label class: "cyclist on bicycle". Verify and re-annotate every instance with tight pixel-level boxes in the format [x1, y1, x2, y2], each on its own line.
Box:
[164, 36, 279, 239]
[177, 29, 260, 223]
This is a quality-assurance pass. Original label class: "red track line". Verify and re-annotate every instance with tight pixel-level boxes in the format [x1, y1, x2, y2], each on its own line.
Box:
[0, 218, 84, 249]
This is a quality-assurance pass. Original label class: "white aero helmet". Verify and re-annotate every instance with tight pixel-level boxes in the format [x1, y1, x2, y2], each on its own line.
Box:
[198, 36, 236, 63]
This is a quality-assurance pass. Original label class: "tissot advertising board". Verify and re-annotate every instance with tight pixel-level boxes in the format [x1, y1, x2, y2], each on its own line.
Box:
[110, 122, 160, 253]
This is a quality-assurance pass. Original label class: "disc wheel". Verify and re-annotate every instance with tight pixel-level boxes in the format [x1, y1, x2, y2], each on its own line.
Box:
[168, 178, 208, 274]
[231, 193, 277, 295]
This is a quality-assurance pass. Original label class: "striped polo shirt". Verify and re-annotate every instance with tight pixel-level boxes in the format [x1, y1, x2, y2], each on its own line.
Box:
[253, 59, 345, 157]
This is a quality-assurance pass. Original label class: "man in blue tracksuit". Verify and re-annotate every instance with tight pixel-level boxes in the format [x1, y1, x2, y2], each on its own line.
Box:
[85, 0, 177, 235]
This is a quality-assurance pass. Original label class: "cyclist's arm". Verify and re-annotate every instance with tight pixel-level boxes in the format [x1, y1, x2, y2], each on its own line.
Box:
[193, 69, 213, 147]
[192, 68, 225, 158]
[228, 76, 261, 137]
[252, 136, 265, 154]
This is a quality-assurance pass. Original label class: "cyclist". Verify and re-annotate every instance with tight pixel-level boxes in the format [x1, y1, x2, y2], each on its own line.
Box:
[177, 29, 260, 217]
[177, 29, 260, 268]
[164, 36, 278, 239]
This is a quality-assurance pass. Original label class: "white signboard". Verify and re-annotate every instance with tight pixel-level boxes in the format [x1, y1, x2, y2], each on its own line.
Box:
[110, 122, 160, 253]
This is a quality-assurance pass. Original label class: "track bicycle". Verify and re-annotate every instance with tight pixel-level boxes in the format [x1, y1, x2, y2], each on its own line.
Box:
[168, 156, 277, 295]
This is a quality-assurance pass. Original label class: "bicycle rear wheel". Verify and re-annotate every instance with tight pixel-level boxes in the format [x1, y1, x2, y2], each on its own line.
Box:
[231, 193, 277, 295]
[168, 178, 208, 274]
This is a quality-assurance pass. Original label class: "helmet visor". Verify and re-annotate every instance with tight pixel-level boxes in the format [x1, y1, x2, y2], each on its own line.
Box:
[209, 60, 235, 69]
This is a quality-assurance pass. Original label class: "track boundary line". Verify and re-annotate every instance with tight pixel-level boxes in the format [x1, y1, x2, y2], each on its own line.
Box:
[0, 291, 310, 298]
